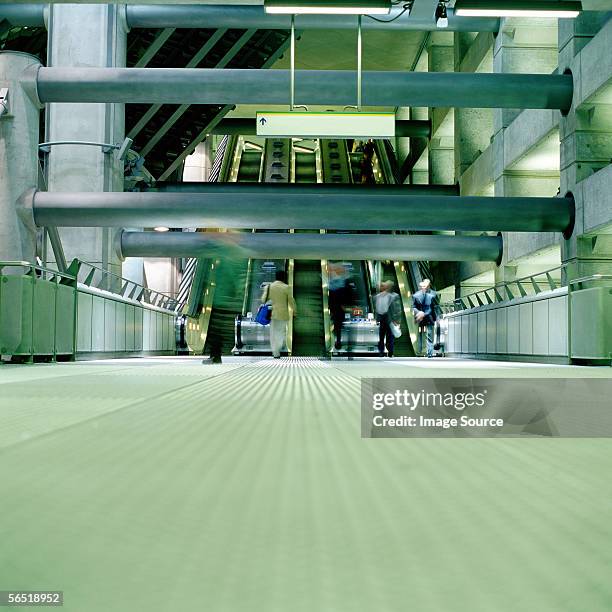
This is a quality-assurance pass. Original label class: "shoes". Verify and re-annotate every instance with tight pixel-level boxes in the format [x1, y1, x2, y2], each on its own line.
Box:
[273, 355, 281, 359]
[202, 356, 222, 365]
[334, 340, 342, 350]
[378, 352, 385, 358]
[388, 353, 393, 358]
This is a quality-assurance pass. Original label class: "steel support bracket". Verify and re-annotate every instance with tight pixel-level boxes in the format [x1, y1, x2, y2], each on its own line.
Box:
[0, 87, 10, 119]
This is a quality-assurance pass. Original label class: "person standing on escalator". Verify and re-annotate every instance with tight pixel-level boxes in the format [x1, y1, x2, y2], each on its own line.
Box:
[328, 263, 356, 351]
[374, 281, 401, 358]
[263, 270, 296, 359]
[412, 279, 437, 358]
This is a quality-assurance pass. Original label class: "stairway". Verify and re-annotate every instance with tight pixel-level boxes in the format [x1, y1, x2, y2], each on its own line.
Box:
[292, 260, 325, 357]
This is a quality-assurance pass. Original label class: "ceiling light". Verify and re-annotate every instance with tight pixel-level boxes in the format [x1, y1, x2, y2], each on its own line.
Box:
[436, 1, 449, 27]
[264, 0, 391, 15]
[154, 226, 170, 232]
[454, 0, 582, 18]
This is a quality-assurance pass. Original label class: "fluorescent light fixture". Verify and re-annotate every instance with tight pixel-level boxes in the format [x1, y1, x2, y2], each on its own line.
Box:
[154, 226, 170, 232]
[454, 0, 581, 18]
[264, 0, 391, 15]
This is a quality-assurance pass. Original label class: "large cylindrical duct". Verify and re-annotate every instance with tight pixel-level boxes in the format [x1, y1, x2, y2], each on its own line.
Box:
[119, 231, 503, 263]
[35, 68, 574, 112]
[0, 4, 499, 32]
[32, 188, 575, 235]
[141, 183, 459, 196]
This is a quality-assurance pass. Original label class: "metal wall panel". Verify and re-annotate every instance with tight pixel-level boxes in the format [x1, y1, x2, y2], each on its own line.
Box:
[495, 308, 507, 354]
[55, 285, 75, 354]
[447, 317, 455, 353]
[77, 292, 93, 352]
[532, 299, 549, 355]
[92, 295, 105, 351]
[468, 313, 478, 353]
[115, 302, 126, 352]
[135, 308, 143, 351]
[461, 314, 469, 353]
[126, 305, 135, 351]
[155, 312, 165, 351]
[507, 305, 519, 353]
[486, 310, 496, 353]
[519, 303, 533, 355]
[142, 309, 150, 351]
[32, 281, 55, 354]
[477, 312, 487, 353]
[548, 296, 568, 356]
[104, 300, 116, 352]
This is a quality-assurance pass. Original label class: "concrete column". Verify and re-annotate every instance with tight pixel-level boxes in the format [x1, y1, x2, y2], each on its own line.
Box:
[559, 12, 612, 282]
[454, 32, 494, 183]
[45, 4, 128, 279]
[0, 52, 41, 264]
[493, 17, 559, 134]
[493, 18, 560, 281]
[428, 32, 454, 186]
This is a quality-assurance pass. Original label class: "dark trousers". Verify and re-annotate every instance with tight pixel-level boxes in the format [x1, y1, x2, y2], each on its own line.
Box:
[378, 314, 395, 356]
[418, 324, 434, 357]
[331, 306, 345, 347]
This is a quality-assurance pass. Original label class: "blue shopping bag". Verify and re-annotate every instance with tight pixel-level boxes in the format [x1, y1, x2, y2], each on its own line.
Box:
[255, 284, 272, 326]
[255, 303, 272, 326]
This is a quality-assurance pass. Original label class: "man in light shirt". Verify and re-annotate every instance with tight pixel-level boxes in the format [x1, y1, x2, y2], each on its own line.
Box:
[262, 270, 296, 359]
[374, 281, 401, 358]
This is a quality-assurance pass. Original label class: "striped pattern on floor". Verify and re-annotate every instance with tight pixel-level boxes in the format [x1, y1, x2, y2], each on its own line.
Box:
[1, 357, 612, 612]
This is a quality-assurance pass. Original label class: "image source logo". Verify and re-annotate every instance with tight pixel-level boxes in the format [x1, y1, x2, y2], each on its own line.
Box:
[361, 378, 612, 438]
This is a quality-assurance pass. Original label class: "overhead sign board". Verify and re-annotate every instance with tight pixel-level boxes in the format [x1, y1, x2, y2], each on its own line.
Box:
[255, 111, 395, 138]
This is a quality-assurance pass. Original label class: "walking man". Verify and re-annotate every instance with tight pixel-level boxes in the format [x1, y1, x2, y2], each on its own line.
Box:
[412, 279, 437, 358]
[374, 280, 401, 358]
[328, 263, 356, 351]
[263, 270, 296, 359]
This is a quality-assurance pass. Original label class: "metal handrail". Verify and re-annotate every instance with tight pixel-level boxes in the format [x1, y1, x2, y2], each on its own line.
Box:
[568, 274, 612, 286]
[0, 260, 76, 284]
[69, 259, 179, 312]
[38, 140, 120, 154]
[449, 263, 568, 312]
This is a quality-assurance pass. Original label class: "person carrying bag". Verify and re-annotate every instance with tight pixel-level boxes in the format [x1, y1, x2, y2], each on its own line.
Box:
[255, 284, 272, 326]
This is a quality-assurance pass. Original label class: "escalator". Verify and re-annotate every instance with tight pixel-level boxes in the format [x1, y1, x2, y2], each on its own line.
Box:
[291, 260, 325, 356]
[234, 258, 288, 354]
[381, 261, 416, 357]
[183, 135, 420, 358]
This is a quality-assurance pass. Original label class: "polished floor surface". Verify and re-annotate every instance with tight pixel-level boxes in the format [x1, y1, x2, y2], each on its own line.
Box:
[1, 356, 611, 611]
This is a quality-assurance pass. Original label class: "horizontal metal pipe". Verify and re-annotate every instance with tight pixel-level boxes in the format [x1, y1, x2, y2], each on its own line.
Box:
[0, 4, 45, 27]
[120, 231, 503, 263]
[35, 68, 574, 111]
[32, 187, 574, 234]
[1, 4, 499, 32]
[126, 5, 499, 32]
[209, 117, 432, 138]
[142, 182, 459, 196]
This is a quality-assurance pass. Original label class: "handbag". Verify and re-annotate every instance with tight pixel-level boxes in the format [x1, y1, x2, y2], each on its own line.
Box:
[390, 321, 402, 338]
[255, 285, 272, 326]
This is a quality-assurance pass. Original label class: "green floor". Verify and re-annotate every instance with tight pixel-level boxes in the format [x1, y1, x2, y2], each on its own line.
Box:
[1, 357, 612, 611]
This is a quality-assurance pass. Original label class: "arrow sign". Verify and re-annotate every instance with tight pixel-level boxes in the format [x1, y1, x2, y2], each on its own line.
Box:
[256, 111, 395, 138]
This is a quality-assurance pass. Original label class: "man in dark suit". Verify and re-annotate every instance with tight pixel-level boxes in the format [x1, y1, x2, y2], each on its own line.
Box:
[412, 279, 437, 358]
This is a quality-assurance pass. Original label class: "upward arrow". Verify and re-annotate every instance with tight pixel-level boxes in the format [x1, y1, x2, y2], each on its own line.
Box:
[259, 117, 267, 126]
